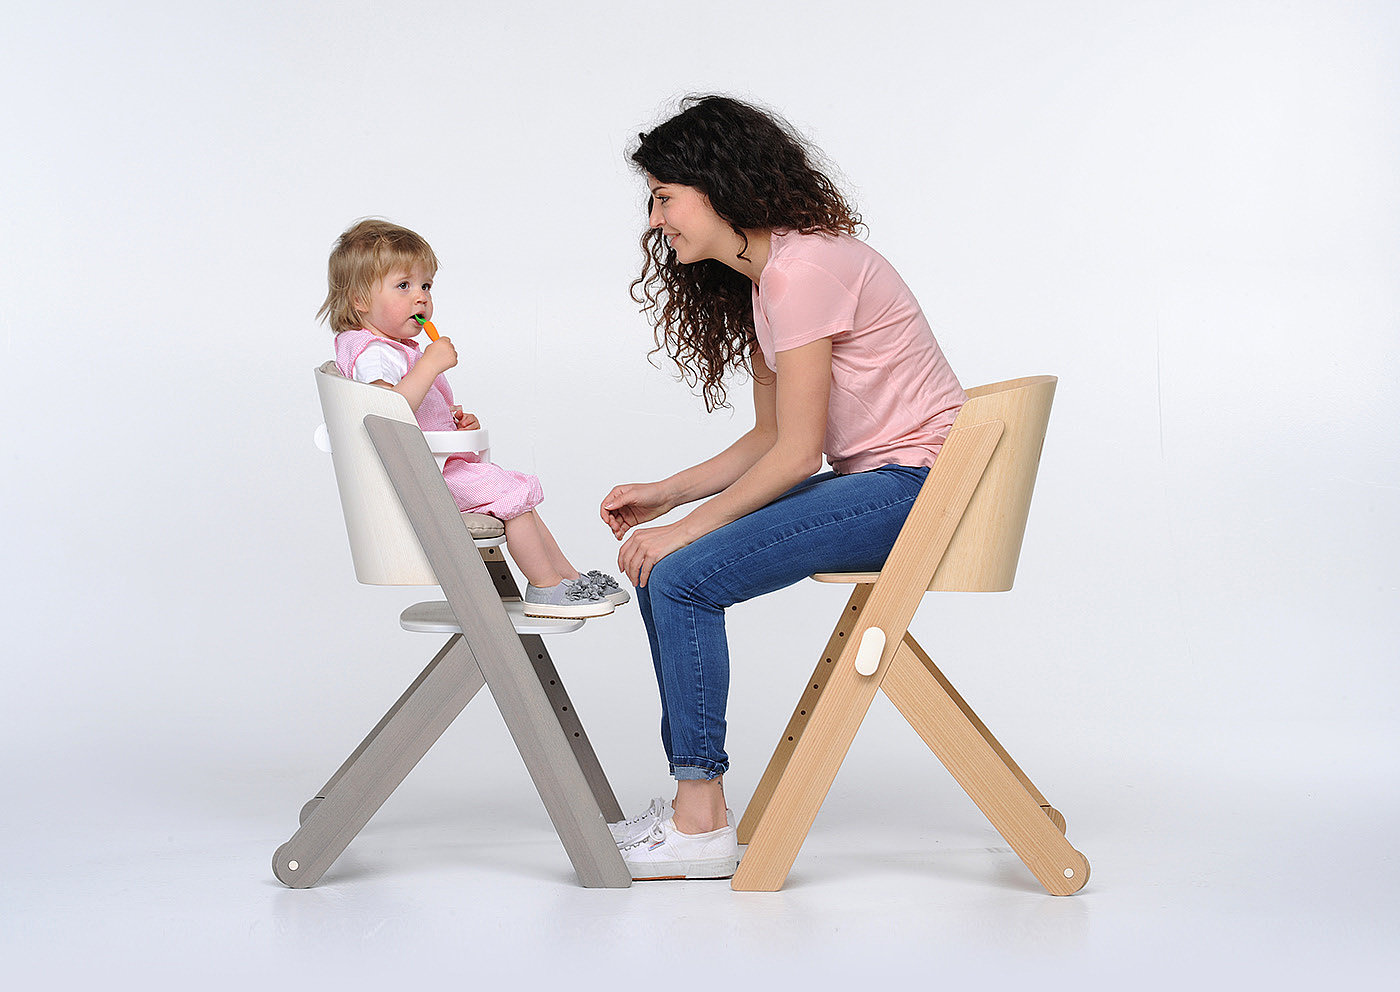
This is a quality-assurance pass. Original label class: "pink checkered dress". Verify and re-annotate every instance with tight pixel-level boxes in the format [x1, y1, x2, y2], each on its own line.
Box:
[334, 329, 544, 520]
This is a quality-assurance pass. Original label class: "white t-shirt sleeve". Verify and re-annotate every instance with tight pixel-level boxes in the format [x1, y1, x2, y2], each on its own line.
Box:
[350, 340, 410, 385]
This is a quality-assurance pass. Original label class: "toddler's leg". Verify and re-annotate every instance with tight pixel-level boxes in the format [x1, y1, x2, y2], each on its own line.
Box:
[531, 511, 580, 581]
[504, 511, 563, 588]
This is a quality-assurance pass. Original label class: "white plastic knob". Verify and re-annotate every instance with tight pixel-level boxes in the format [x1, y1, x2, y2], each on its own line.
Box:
[854, 626, 886, 676]
[313, 423, 333, 453]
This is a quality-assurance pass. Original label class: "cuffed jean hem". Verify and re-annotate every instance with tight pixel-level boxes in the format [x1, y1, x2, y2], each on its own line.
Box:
[670, 758, 727, 781]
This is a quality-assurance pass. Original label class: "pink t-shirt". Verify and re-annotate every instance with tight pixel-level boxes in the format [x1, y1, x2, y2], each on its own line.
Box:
[751, 230, 966, 475]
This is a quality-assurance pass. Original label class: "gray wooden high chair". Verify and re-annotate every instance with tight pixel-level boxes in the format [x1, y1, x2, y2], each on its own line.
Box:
[271, 362, 630, 888]
[732, 375, 1090, 894]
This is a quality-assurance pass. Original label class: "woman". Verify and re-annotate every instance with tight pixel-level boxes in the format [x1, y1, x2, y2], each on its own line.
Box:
[601, 96, 966, 880]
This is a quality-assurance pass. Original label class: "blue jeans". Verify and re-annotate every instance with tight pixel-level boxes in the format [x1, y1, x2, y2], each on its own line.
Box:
[634, 464, 930, 781]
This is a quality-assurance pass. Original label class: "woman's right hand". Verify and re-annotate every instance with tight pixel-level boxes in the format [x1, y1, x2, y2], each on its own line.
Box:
[423, 336, 458, 373]
[601, 482, 675, 540]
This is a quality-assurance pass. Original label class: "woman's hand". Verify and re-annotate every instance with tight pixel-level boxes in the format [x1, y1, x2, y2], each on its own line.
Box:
[451, 406, 480, 431]
[618, 521, 693, 588]
[600, 482, 675, 540]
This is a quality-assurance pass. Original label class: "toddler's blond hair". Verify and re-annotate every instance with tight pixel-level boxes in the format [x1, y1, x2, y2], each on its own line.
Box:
[318, 219, 439, 334]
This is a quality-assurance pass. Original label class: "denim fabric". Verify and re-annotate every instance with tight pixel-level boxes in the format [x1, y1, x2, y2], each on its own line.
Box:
[634, 464, 930, 780]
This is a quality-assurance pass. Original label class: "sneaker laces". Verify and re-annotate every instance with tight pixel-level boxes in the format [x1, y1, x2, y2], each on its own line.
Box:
[616, 796, 667, 830]
[620, 818, 668, 852]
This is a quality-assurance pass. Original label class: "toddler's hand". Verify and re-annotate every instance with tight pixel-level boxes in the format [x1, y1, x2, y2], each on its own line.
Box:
[424, 336, 458, 372]
[452, 406, 480, 431]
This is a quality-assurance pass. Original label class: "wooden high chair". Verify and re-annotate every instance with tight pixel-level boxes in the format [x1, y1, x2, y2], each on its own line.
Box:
[271, 363, 631, 888]
[732, 375, 1089, 894]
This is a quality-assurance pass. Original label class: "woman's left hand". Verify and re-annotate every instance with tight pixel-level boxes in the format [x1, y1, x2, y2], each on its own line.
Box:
[618, 521, 694, 587]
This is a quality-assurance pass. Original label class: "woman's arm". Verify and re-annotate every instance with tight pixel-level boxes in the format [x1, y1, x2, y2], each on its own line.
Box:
[601, 348, 779, 539]
[617, 337, 832, 585]
[660, 349, 783, 505]
[676, 338, 829, 535]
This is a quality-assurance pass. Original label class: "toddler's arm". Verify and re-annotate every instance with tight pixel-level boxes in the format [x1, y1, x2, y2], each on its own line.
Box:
[375, 337, 457, 412]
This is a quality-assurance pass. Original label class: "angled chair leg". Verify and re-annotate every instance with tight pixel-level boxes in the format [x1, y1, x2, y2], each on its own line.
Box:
[880, 640, 1088, 894]
[274, 635, 486, 887]
[297, 635, 473, 825]
[366, 415, 630, 888]
[738, 584, 871, 843]
[731, 635, 886, 891]
[516, 630, 624, 822]
[489, 558, 625, 822]
[899, 634, 1066, 833]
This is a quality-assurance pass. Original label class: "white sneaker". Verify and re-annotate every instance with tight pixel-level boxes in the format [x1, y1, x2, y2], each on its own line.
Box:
[610, 799, 736, 847]
[621, 817, 740, 880]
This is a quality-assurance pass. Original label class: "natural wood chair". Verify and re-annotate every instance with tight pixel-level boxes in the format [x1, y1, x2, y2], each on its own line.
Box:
[732, 375, 1089, 894]
[272, 363, 631, 888]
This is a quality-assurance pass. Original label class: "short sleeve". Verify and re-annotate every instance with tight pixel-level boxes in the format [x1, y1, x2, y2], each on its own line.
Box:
[760, 259, 858, 353]
[351, 340, 410, 385]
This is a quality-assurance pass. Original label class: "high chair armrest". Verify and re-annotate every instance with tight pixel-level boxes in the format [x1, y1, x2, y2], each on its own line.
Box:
[423, 429, 490, 455]
[314, 425, 491, 460]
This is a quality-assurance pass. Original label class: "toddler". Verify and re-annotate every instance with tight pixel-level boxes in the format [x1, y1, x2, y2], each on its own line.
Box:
[318, 218, 626, 619]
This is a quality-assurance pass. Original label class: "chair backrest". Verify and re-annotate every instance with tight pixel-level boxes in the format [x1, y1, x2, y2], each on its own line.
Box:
[315, 361, 442, 585]
[925, 375, 1057, 592]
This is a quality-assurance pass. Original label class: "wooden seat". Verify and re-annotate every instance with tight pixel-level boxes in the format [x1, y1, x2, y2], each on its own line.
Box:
[732, 375, 1090, 894]
[271, 365, 630, 889]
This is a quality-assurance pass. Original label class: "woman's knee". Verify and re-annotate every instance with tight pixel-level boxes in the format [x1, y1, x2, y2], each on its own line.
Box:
[644, 553, 688, 601]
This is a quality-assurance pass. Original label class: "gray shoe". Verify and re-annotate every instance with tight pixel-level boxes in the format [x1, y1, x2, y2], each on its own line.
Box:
[581, 569, 631, 606]
[522, 580, 615, 619]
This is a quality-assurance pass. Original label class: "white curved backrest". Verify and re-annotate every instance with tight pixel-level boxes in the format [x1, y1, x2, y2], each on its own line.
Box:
[315, 362, 451, 585]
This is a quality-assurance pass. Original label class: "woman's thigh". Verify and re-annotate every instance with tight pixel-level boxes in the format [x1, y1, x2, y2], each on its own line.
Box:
[648, 464, 928, 609]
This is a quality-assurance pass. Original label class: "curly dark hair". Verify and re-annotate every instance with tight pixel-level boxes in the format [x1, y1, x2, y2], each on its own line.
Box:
[629, 95, 863, 411]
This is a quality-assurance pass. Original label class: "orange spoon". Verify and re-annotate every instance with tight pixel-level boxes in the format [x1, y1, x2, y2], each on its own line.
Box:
[412, 315, 440, 340]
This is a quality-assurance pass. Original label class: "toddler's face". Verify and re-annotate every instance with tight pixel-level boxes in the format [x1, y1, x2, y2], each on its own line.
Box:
[360, 265, 435, 342]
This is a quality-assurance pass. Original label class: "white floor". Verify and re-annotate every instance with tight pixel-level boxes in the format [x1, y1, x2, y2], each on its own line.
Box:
[4, 707, 1395, 991]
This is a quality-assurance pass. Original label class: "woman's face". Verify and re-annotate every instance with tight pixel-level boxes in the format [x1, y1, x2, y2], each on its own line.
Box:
[647, 176, 735, 264]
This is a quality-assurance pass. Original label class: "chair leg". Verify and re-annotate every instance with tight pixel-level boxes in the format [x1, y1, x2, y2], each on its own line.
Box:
[366, 416, 630, 888]
[296, 635, 466, 825]
[899, 634, 1066, 834]
[738, 585, 871, 844]
[274, 635, 487, 887]
[520, 631, 624, 820]
[731, 627, 887, 891]
[880, 640, 1089, 894]
[488, 556, 624, 822]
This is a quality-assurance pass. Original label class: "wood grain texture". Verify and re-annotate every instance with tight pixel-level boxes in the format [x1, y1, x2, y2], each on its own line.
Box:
[731, 376, 1087, 895]
[737, 585, 871, 844]
[881, 642, 1088, 894]
[731, 420, 1004, 891]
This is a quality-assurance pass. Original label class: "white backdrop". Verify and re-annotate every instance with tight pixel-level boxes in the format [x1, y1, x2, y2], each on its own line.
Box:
[1, 0, 1396, 982]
